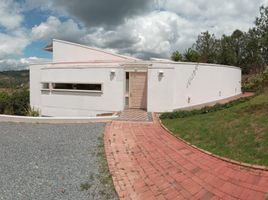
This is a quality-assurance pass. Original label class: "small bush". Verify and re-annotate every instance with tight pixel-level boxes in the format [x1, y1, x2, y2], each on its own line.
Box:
[0, 92, 9, 114]
[0, 90, 29, 116]
[26, 105, 40, 117]
[242, 69, 268, 92]
[160, 96, 253, 119]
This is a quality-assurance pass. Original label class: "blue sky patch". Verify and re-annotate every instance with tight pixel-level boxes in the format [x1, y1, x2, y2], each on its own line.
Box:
[24, 41, 52, 59]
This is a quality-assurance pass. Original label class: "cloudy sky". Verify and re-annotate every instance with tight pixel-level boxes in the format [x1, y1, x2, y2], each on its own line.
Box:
[0, 0, 268, 70]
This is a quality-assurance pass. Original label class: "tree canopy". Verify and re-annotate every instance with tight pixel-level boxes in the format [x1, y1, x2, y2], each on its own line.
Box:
[171, 51, 183, 61]
[171, 5, 268, 74]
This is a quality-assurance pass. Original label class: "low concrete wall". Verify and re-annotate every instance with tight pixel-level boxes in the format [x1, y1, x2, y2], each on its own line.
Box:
[0, 115, 118, 124]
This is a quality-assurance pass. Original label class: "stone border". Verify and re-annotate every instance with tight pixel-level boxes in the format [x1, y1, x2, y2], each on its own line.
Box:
[0, 114, 118, 124]
[157, 115, 268, 171]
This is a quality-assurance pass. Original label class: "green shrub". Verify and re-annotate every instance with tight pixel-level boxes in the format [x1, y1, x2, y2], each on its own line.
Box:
[242, 69, 268, 92]
[0, 90, 29, 116]
[160, 96, 253, 119]
[9, 90, 29, 115]
[0, 92, 9, 114]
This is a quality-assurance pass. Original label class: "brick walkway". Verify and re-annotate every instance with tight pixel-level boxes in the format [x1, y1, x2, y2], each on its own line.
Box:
[104, 121, 268, 200]
[117, 109, 153, 122]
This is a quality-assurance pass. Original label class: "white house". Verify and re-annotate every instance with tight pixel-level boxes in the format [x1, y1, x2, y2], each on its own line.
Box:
[30, 39, 242, 117]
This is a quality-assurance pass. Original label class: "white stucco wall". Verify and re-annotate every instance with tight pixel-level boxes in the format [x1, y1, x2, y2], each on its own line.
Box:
[147, 62, 241, 112]
[147, 64, 175, 112]
[30, 64, 124, 117]
[30, 64, 43, 111]
[31, 61, 241, 116]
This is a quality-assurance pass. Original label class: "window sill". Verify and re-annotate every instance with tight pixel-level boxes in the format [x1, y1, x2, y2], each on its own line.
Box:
[51, 89, 103, 93]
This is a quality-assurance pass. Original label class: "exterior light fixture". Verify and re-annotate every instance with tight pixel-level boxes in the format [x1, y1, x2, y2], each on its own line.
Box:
[110, 69, 116, 80]
[110, 69, 116, 76]
[158, 70, 164, 77]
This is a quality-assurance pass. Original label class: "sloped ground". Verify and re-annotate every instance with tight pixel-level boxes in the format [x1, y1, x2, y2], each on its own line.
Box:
[0, 123, 118, 200]
[105, 121, 268, 200]
[163, 90, 268, 166]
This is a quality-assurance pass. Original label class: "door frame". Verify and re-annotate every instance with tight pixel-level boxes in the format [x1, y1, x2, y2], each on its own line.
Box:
[124, 70, 148, 110]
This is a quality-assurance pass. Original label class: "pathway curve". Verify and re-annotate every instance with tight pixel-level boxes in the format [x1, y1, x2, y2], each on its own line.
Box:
[104, 120, 268, 200]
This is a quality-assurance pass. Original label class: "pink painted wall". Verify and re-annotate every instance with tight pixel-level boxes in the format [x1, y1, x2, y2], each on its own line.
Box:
[52, 40, 135, 63]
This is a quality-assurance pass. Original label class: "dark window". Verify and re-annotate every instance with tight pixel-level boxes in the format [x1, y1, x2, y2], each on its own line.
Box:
[52, 83, 102, 92]
[53, 83, 73, 90]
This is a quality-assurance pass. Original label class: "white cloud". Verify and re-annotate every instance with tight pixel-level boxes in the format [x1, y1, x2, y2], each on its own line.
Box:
[25, 0, 154, 27]
[2, 0, 268, 71]
[28, 1, 268, 59]
[0, 30, 30, 59]
[0, 57, 49, 71]
[31, 16, 86, 42]
[0, 0, 31, 68]
[83, 11, 202, 58]
[0, 0, 23, 30]
[163, 0, 268, 36]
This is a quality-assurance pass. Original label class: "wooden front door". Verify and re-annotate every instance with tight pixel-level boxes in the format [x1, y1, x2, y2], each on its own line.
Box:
[129, 72, 147, 109]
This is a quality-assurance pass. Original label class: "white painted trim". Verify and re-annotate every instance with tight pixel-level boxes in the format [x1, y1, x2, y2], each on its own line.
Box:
[150, 61, 241, 70]
[41, 89, 50, 92]
[51, 89, 103, 93]
[41, 65, 123, 70]
[0, 114, 118, 123]
[32, 61, 241, 71]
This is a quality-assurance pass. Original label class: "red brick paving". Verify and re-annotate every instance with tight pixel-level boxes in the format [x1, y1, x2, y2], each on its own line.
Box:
[117, 109, 153, 122]
[104, 121, 268, 200]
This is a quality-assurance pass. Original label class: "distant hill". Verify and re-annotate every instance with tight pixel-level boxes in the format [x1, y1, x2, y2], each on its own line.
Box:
[0, 70, 29, 91]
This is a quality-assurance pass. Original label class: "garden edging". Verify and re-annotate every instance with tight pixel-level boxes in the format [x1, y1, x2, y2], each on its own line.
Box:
[0, 114, 118, 124]
[158, 116, 268, 171]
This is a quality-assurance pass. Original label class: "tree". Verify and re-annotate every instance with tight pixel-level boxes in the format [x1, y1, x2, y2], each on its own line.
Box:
[241, 28, 265, 74]
[255, 6, 268, 65]
[183, 48, 199, 62]
[171, 51, 183, 61]
[0, 92, 9, 114]
[193, 31, 219, 63]
[217, 35, 236, 66]
[231, 29, 244, 67]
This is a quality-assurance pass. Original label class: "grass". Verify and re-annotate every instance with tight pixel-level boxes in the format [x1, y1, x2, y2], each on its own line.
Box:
[162, 89, 268, 166]
[80, 182, 92, 191]
[80, 136, 118, 199]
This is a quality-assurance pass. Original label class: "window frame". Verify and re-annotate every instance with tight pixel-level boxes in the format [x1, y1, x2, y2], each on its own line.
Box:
[41, 82, 50, 91]
[41, 82, 103, 93]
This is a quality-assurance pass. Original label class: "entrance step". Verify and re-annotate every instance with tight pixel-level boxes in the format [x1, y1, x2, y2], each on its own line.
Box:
[116, 109, 153, 122]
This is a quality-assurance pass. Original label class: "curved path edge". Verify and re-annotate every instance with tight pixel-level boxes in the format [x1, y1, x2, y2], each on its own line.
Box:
[158, 118, 268, 172]
[104, 119, 268, 200]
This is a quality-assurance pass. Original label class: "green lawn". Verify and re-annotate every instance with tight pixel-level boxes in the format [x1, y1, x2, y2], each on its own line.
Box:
[162, 90, 268, 166]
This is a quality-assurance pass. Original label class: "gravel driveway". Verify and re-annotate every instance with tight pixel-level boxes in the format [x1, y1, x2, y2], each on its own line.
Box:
[0, 122, 117, 200]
